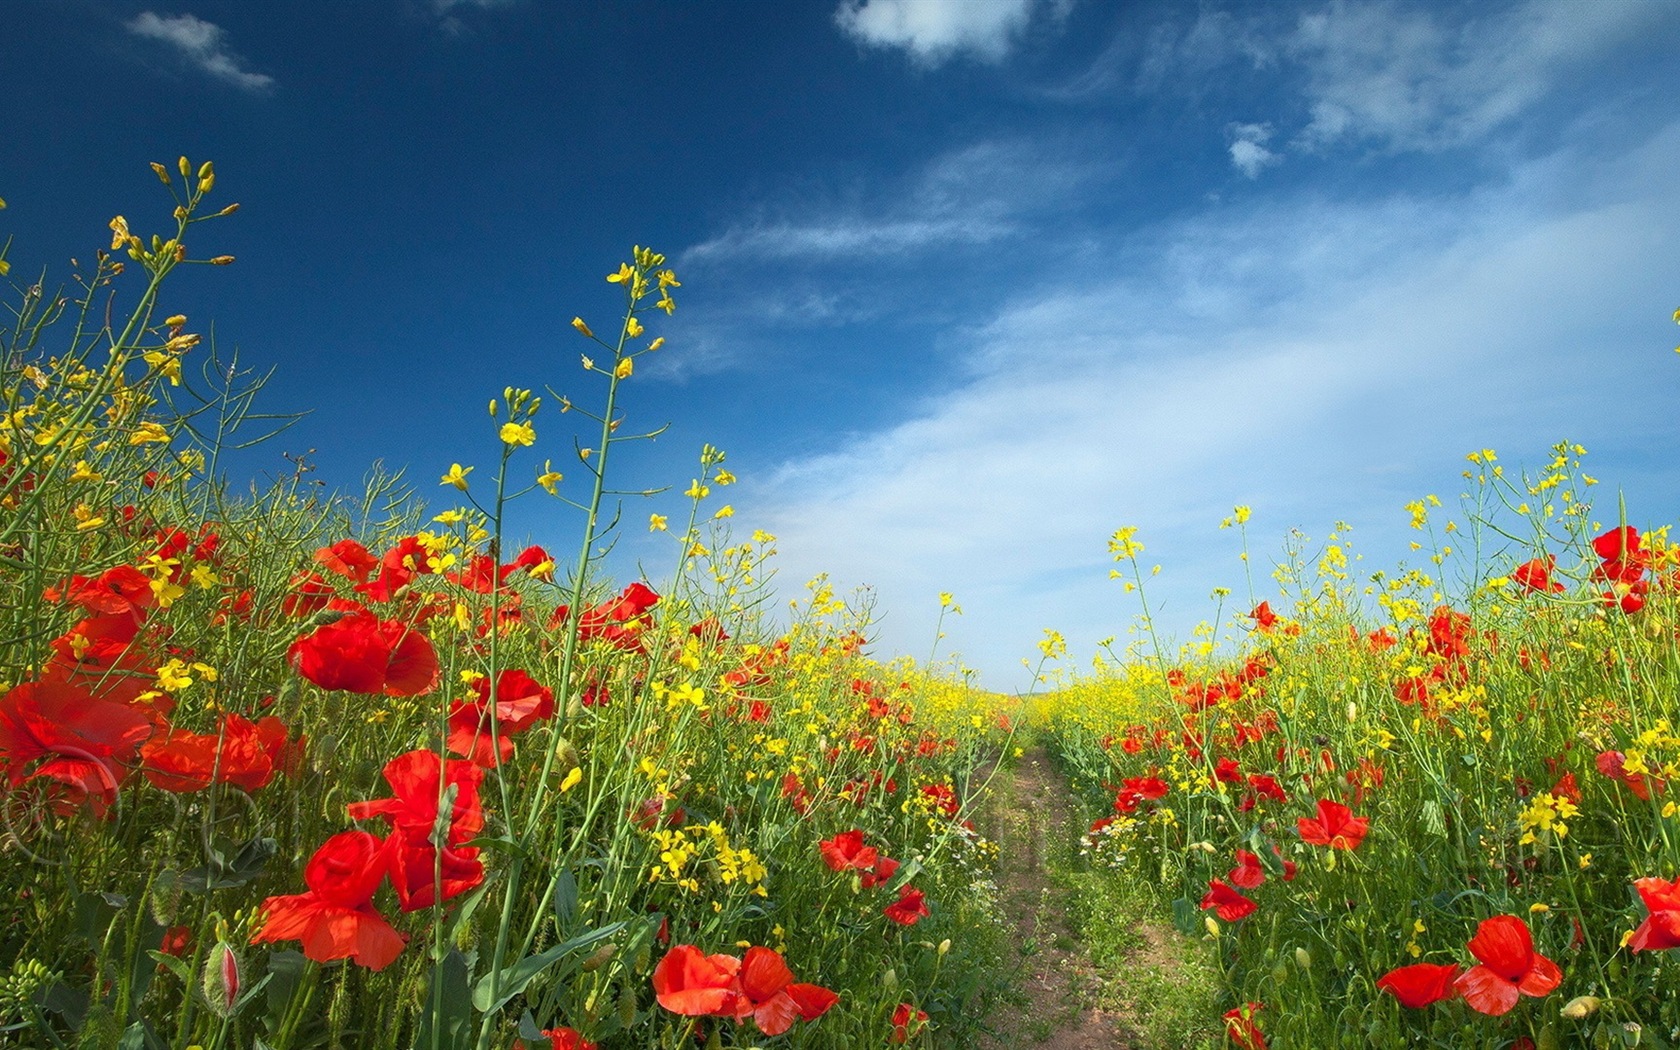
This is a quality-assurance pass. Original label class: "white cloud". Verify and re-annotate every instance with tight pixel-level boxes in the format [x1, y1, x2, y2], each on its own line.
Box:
[835, 0, 1044, 65]
[1227, 122, 1281, 178]
[1287, 0, 1668, 152]
[127, 12, 273, 92]
[741, 123, 1680, 690]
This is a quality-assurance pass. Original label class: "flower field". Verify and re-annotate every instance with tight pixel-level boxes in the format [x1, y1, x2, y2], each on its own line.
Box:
[5, 161, 1679, 1050]
[1038, 470, 1680, 1048]
[0, 165, 1013, 1049]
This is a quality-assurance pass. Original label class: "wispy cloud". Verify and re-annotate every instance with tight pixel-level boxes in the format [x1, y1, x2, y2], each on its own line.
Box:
[126, 12, 273, 93]
[684, 139, 1089, 266]
[740, 122, 1680, 689]
[835, 0, 1055, 66]
[1286, 0, 1668, 153]
[1227, 122, 1281, 178]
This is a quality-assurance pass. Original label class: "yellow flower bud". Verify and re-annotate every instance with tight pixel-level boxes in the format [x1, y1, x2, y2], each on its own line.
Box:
[614, 358, 633, 380]
[178, 156, 192, 176]
[151, 162, 171, 184]
[571, 317, 593, 338]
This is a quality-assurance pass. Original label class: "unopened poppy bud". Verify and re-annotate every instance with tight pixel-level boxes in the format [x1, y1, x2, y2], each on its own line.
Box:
[937, 939, 950, 956]
[882, 968, 898, 991]
[1295, 947, 1312, 970]
[580, 943, 616, 972]
[618, 980, 637, 1027]
[1560, 996, 1600, 1020]
[201, 942, 240, 1017]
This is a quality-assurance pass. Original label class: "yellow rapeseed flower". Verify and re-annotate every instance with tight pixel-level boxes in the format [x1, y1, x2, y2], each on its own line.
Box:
[440, 463, 473, 490]
[499, 422, 535, 447]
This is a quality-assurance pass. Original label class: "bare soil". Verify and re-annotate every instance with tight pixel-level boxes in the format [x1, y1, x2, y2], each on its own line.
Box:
[976, 746, 1141, 1050]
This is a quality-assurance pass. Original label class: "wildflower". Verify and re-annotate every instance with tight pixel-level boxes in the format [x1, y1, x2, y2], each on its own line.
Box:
[500, 421, 536, 447]
[884, 885, 930, 925]
[1376, 962, 1461, 1007]
[446, 669, 555, 766]
[819, 830, 879, 873]
[517, 1030, 597, 1050]
[1453, 915, 1561, 1016]
[0, 679, 152, 816]
[1222, 1002, 1266, 1050]
[1249, 601, 1279, 631]
[1298, 799, 1369, 851]
[890, 1002, 929, 1043]
[1199, 879, 1257, 922]
[440, 463, 473, 490]
[1228, 849, 1266, 889]
[1629, 875, 1680, 951]
[141, 714, 302, 793]
[732, 946, 839, 1036]
[1517, 791, 1578, 845]
[348, 750, 486, 912]
[288, 611, 441, 697]
[1511, 556, 1564, 594]
[250, 831, 405, 970]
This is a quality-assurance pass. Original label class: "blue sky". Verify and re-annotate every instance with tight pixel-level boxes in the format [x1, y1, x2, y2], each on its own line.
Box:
[5, 0, 1679, 690]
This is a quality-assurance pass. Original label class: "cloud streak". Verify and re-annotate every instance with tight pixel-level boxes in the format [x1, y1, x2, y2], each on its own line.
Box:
[127, 12, 274, 92]
[741, 123, 1680, 689]
[835, 0, 1049, 66]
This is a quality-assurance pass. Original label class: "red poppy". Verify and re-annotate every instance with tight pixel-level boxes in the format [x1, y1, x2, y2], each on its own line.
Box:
[1593, 526, 1641, 563]
[1596, 749, 1657, 800]
[1376, 962, 1461, 1007]
[1249, 602, 1279, 631]
[819, 830, 879, 872]
[445, 669, 554, 766]
[1453, 915, 1562, 1016]
[387, 835, 485, 912]
[890, 1002, 928, 1043]
[517, 1029, 596, 1050]
[1512, 556, 1565, 594]
[652, 944, 742, 1017]
[0, 679, 153, 814]
[732, 946, 840, 1036]
[1297, 799, 1369, 850]
[315, 539, 378, 582]
[884, 885, 930, 925]
[53, 564, 157, 621]
[348, 749, 485, 845]
[1228, 850, 1266, 889]
[1630, 875, 1680, 952]
[288, 611, 440, 696]
[141, 714, 302, 793]
[250, 830, 405, 970]
[1200, 879, 1257, 921]
[861, 855, 900, 890]
[1222, 1002, 1265, 1050]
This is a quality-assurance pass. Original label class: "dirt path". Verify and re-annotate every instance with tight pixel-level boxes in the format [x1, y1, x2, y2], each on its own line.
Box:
[976, 746, 1135, 1050]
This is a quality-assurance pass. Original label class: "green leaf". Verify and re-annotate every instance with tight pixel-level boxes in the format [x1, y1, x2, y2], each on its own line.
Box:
[471, 921, 627, 1014]
[415, 949, 474, 1050]
[181, 836, 277, 892]
[552, 870, 578, 929]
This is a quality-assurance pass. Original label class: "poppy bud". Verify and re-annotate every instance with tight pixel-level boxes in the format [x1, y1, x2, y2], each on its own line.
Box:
[1560, 996, 1600, 1020]
[581, 943, 615, 972]
[201, 942, 240, 1017]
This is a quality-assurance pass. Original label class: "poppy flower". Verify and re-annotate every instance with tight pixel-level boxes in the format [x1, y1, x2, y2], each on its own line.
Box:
[1453, 915, 1562, 1016]
[1629, 875, 1680, 952]
[53, 564, 157, 620]
[1228, 850, 1265, 889]
[732, 946, 839, 1036]
[1249, 602, 1279, 631]
[445, 669, 554, 766]
[1298, 799, 1369, 850]
[315, 539, 378, 582]
[288, 611, 439, 696]
[348, 749, 485, 845]
[250, 830, 405, 970]
[1376, 962, 1461, 1007]
[861, 855, 900, 890]
[0, 679, 153, 814]
[1222, 1003, 1265, 1050]
[884, 885, 931, 926]
[141, 713, 302, 793]
[517, 1029, 596, 1050]
[1592, 526, 1641, 563]
[819, 830, 879, 872]
[387, 836, 484, 912]
[1512, 556, 1565, 594]
[890, 1002, 928, 1043]
[652, 944, 742, 1017]
[1200, 879, 1257, 922]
